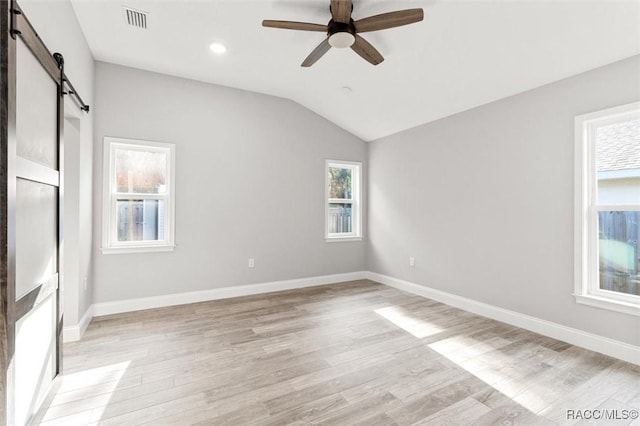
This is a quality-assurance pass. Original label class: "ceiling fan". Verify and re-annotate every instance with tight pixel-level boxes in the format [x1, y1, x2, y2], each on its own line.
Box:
[262, 0, 424, 67]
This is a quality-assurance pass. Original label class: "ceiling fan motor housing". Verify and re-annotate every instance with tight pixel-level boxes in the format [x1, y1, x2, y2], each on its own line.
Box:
[327, 20, 356, 48]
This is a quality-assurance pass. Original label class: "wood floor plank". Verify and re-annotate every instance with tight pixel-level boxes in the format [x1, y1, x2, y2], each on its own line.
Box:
[387, 376, 490, 425]
[96, 393, 206, 426]
[311, 392, 401, 425]
[32, 280, 640, 426]
[352, 412, 398, 426]
[247, 393, 348, 426]
[470, 404, 554, 425]
[412, 396, 491, 425]
[42, 378, 175, 422]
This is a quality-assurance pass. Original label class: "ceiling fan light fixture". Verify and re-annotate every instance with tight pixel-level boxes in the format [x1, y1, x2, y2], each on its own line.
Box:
[328, 32, 355, 48]
[209, 42, 227, 54]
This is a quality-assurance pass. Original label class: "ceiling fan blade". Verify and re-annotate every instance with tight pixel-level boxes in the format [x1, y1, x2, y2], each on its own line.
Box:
[354, 8, 424, 33]
[262, 20, 328, 32]
[301, 38, 332, 67]
[331, 0, 352, 23]
[351, 35, 384, 65]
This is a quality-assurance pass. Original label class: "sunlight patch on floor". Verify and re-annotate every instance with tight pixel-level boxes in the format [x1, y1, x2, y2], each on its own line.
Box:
[374, 306, 443, 338]
[57, 361, 131, 393]
[428, 336, 548, 415]
[39, 361, 131, 426]
[376, 306, 550, 415]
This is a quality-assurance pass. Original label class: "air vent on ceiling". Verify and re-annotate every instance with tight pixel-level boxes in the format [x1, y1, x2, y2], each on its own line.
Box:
[123, 6, 148, 29]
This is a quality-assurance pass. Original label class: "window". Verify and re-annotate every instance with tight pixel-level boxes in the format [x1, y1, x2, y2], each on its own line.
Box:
[326, 160, 362, 241]
[102, 137, 175, 253]
[575, 102, 640, 315]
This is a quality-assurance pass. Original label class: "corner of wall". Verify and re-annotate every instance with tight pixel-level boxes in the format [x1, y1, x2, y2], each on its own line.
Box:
[62, 304, 94, 343]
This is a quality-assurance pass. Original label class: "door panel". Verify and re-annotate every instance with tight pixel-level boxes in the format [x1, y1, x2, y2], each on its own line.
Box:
[15, 37, 58, 169]
[15, 179, 57, 300]
[14, 294, 56, 426]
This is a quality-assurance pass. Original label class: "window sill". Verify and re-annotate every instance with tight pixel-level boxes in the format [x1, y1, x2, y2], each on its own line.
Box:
[101, 244, 176, 254]
[325, 236, 363, 243]
[574, 293, 640, 317]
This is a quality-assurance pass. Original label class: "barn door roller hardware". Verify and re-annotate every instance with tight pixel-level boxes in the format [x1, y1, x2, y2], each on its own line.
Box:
[10, 0, 90, 113]
[53, 53, 90, 112]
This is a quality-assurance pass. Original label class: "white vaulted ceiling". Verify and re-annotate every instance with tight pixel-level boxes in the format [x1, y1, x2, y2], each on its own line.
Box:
[70, 0, 640, 141]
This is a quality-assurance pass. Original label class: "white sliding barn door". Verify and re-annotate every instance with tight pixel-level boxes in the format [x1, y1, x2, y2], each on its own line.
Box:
[1, 2, 65, 424]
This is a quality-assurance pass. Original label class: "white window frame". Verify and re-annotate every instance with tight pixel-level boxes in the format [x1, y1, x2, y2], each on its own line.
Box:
[325, 160, 362, 242]
[574, 102, 640, 316]
[102, 137, 176, 254]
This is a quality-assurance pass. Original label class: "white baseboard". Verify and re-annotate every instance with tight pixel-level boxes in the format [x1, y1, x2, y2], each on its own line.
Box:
[367, 272, 640, 366]
[63, 269, 639, 365]
[92, 271, 368, 317]
[63, 305, 94, 343]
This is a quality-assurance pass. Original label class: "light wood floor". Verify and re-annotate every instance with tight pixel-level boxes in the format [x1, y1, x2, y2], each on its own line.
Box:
[35, 280, 640, 426]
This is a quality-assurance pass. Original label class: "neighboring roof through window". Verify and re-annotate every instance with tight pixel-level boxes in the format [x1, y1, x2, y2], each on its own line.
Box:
[596, 118, 640, 172]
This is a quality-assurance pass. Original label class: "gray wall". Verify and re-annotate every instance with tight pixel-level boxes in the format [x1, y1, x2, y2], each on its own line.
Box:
[368, 55, 640, 346]
[93, 62, 367, 303]
[20, 0, 94, 326]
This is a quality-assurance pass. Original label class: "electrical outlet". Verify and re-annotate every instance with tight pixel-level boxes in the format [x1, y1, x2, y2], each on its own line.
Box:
[409, 257, 415, 267]
[248, 258, 255, 268]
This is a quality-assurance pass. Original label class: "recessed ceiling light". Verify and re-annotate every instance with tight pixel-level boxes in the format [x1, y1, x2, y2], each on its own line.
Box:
[209, 42, 227, 54]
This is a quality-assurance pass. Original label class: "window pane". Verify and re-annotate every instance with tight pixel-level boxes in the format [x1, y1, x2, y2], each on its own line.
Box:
[115, 148, 167, 194]
[328, 203, 352, 234]
[328, 167, 352, 199]
[598, 211, 640, 296]
[117, 199, 165, 242]
[596, 118, 640, 204]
